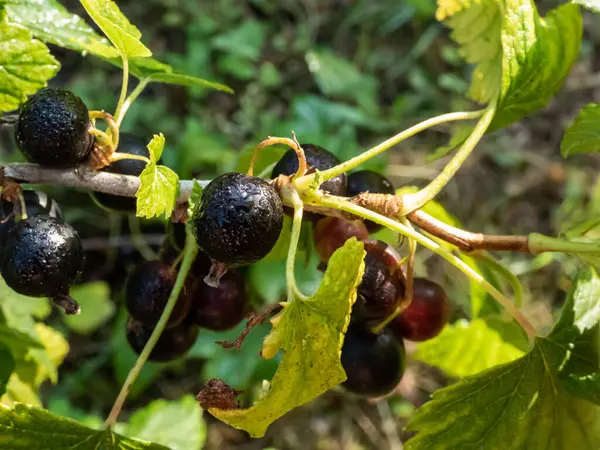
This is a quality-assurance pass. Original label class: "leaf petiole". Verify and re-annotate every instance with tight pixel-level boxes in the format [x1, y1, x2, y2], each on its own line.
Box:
[115, 78, 150, 127]
[113, 56, 130, 126]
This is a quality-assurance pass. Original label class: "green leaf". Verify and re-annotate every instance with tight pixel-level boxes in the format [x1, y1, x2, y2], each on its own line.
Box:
[0, 325, 43, 360]
[436, 0, 502, 104]
[405, 267, 600, 450]
[0, 347, 15, 398]
[146, 71, 233, 94]
[563, 373, 600, 406]
[0, 21, 59, 113]
[208, 238, 366, 438]
[79, 0, 151, 58]
[135, 134, 180, 220]
[212, 20, 266, 61]
[64, 282, 115, 335]
[414, 318, 525, 377]
[574, 0, 600, 13]
[561, 104, 600, 158]
[5, 0, 118, 58]
[187, 180, 204, 214]
[124, 396, 207, 450]
[492, 2, 582, 129]
[0, 403, 169, 449]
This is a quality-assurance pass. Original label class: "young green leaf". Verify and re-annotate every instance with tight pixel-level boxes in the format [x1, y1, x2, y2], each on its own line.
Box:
[414, 318, 526, 377]
[207, 238, 366, 438]
[0, 404, 169, 449]
[5, 0, 118, 58]
[561, 104, 600, 158]
[0, 21, 60, 113]
[492, 2, 582, 129]
[406, 266, 600, 450]
[135, 134, 180, 220]
[124, 396, 207, 450]
[79, 0, 152, 58]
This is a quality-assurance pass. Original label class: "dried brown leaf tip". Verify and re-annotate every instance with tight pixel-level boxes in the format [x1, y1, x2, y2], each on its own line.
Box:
[196, 379, 244, 410]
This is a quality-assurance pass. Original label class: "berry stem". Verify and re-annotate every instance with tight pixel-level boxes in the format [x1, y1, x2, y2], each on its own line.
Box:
[282, 186, 307, 301]
[104, 226, 198, 427]
[292, 109, 484, 192]
[469, 251, 525, 308]
[114, 57, 130, 127]
[111, 152, 151, 165]
[400, 97, 498, 214]
[248, 135, 307, 179]
[89, 111, 120, 150]
[308, 195, 538, 342]
[116, 78, 150, 127]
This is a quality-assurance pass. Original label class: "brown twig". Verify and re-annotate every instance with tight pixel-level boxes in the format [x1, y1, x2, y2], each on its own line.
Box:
[407, 209, 530, 253]
[216, 303, 282, 350]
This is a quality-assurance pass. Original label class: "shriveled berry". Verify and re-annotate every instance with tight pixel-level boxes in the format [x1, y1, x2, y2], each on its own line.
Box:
[91, 133, 152, 212]
[15, 88, 93, 166]
[189, 269, 248, 331]
[0, 216, 83, 299]
[126, 318, 199, 362]
[390, 278, 451, 342]
[125, 260, 192, 329]
[347, 171, 395, 232]
[0, 190, 63, 260]
[341, 324, 406, 398]
[191, 172, 283, 282]
[313, 217, 369, 263]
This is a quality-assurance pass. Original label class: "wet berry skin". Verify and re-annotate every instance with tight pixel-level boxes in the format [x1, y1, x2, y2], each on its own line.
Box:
[0, 190, 63, 260]
[191, 172, 283, 266]
[125, 260, 192, 329]
[15, 88, 93, 166]
[91, 133, 151, 212]
[341, 324, 406, 398]
[313, 217, 369, 263]
[126, 318, 199, 362]
[271, 144, 347, 221]
[347, 171, 395, 233]
[189, 269, 248, 331]
[355, 252, 403, 321]
[390, 278, 451, 342]
[0, 215, 83, 298]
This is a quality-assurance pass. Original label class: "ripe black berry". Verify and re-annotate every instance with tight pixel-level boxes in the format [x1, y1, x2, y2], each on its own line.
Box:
[0, 190, 63, 260]
[355, 252, 403, 321]
[126, 318, 199, 362]
[125, 260, 192, 329]
[272, 143, 347, 221]
[390, 278, 451, 342]
[91, 133, 152, 212]
[189, 269, 248, 331]
[347, 171, 395, 232]
[341, 324, 406, 398]
[15, 88, 93, 166]
[0, 216, 83, 311]
[191, 172, 283, 283]
[313, 217, 369, 263]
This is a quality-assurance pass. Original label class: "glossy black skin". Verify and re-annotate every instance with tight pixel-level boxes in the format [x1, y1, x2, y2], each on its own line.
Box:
[0, 216, 83, 297]
[126, 318, 199, 362]
[0, 190, 63, 260]
[272, 144, 347, 221]
[125, 260, 192, 329]
[347, 170, 395, 233]
[15, 88, 93, 166]
[91, 133, 152, 212]
[355, 252, 403, 321]
[192, 172, 284, 266]
[341, 324, 406, 398]
[189, 270, 247, 331]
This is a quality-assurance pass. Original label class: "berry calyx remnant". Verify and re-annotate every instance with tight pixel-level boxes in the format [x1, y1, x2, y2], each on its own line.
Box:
[15, 88, 93, 167]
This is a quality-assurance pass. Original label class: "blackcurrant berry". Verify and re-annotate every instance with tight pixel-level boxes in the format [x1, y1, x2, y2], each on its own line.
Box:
[159, 222, 212, 278]
[390, 278, 451, 342]
[191, 172, 283, 283]
[125, 260, 192, 329]
[126, 318, 199, 362]
[15, 88, 93, 166]
[313, 216, 369, 263]
[341, 324, 406, 398]
[189, 269, 248, 331]
[347, 171, 395, 233]
[271, 144, 347, 221]
[0, 190, 63, 260]
[0, 215, 83, 302]
[355, 252, 403, 321]
[91, 133, 152, 212]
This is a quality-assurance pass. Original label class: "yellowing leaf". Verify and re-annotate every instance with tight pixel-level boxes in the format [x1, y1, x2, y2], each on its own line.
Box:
[32, 323, 69, 385]
[208, 238, 366, 438]
[135, 135, 179, 219]
[0, 21, 60, 112]
[79, 0, 151, 58]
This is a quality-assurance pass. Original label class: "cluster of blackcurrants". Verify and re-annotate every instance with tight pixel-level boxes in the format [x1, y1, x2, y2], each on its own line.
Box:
[4, 87, 450, 399]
